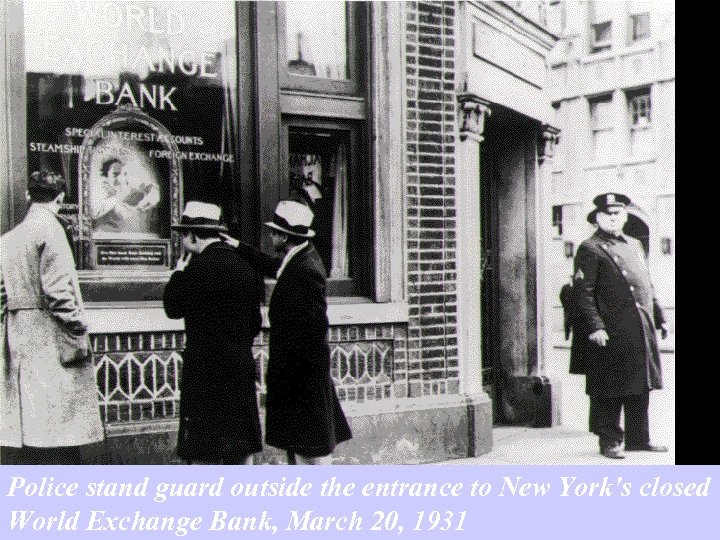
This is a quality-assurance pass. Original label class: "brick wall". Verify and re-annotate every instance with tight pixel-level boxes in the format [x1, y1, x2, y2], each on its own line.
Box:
[405, 1, 459, 398]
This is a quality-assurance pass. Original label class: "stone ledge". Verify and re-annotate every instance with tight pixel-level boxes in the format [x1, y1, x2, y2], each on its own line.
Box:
[93, 393, 493, 465]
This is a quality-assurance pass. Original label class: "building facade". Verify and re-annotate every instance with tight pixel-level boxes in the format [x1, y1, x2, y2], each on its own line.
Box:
[1, 1, 560, 464]
[542, 0, 675, 361]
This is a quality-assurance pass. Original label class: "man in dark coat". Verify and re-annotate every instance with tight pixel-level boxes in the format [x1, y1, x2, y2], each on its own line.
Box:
[163, 201, 264, 464]
[262, 200, 351, 464]
[570, 193, 669, 459]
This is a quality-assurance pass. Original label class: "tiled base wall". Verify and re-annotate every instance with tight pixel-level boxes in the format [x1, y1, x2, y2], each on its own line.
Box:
[86, 326, 487, 464]
[92, 325, 432, 427]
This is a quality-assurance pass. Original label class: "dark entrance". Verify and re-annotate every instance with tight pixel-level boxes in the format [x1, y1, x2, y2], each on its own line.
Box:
[479, 104, 541, 424]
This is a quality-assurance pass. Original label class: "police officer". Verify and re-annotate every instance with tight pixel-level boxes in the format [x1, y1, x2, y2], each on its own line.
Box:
[570, 193, 669, 459]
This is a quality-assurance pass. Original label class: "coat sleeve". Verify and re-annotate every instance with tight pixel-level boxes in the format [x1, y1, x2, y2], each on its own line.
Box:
[235, 241, 281, 278]
[573, 242, 605, 334]
[287, 265, 329, 368]
[632, 237, 666, 329]
[38, 230, 87, 336]
[163, 268, 191, 319]
[559, 283, 575, 341]
[652, 294, 666, 328]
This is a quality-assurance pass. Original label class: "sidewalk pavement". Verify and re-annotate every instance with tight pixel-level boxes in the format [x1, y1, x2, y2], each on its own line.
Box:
[434, 348, 673, 466]
[434, 426, 675, 466]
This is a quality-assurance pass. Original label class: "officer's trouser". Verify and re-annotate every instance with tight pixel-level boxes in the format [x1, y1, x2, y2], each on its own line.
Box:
[589, 393, 650, 450]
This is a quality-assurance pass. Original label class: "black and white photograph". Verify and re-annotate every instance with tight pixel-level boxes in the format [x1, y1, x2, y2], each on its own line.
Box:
[1, 0, 675, 467]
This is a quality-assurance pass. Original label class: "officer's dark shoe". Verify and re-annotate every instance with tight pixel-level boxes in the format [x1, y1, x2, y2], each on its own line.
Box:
[600, 444, 626, 459]
[625, 444, 669, 453]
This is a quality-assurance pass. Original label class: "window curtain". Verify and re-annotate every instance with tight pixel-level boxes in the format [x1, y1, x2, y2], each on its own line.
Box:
[330, 145, 348, 279]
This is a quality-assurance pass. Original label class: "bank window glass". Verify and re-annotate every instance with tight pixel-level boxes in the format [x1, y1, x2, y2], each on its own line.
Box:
[290, 130, 349, 279]
[24, 1, 238, 274]
[279, 1, 362, 95]
[285, 1, 348, 80]
[286, 123, 367, 297]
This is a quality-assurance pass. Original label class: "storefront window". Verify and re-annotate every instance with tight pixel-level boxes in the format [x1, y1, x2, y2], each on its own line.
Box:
[285, 0, 348, 80]
[252, 1, 371, 297]
[278, 0, 363, 95]
[288, 128, 350, 281]
[24, 1, 238, 273]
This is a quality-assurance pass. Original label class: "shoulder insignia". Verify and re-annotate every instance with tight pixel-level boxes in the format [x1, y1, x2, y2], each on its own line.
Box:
[574, 269, 584, 282]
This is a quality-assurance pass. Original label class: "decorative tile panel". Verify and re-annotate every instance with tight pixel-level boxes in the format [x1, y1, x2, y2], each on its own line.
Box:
[93, 324, 407, 425]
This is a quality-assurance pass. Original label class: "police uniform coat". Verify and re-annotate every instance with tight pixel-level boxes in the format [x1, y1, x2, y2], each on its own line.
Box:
[265, 243, 352, 457]
[569, 229, 665, 397]
[163, 241, 264, 461]
[0, 205, 104, 447]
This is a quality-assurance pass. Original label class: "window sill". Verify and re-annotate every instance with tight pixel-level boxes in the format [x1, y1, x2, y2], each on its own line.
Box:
[583, 48, 614, 63]
[620, 40, 655, 57]
[583, 155, 657, 171]
[85, 301, 409, 334]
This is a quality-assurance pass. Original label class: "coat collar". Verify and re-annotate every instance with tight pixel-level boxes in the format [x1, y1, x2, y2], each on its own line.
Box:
[26, 204, 57, 218]
[594, 228, 628, 244]
[276, 241, 310, 279]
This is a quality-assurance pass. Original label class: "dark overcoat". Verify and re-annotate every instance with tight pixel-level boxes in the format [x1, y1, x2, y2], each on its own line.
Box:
[569, 229, 665, 397]
[265, 243, 352, 457]
[163, 242, 264, 461]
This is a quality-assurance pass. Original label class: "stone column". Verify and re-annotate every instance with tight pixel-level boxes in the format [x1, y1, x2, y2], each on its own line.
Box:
[537, 125, 561, 373]
[456, 91, 490, 396]
[455, 91, 493, 453]
[534, 123, 561, 426]
[1, 0, 27, 234]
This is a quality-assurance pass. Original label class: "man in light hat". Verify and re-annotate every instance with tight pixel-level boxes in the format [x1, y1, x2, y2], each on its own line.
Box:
[163, 201, 264, 464]
[238, 200, 352, 464]
[1, 170, 104, 464]
[569, 193, 669, 459]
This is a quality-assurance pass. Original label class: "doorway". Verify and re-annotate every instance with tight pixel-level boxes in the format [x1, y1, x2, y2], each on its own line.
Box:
[479, 105, 541, 424]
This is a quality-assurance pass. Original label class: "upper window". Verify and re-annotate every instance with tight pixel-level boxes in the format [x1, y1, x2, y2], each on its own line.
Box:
[551, 205, 563, 237]
[591, 21, 612, 52]
[590, 95, 614, 129]
[589, 95, 614, 162]
[285, 1, 347, 80]
[278, 0, 364, 95]
[630, 12, 651, 42]
[627, 88, 653, 157]
[589, 0, 614, 53]
[628, 89, 651, 127]
[257, 1, 371, 298]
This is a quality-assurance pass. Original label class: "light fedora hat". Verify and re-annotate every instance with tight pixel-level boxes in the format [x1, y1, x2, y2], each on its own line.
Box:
[264, 200, 315, 238]
[171, 201, 228, 231]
